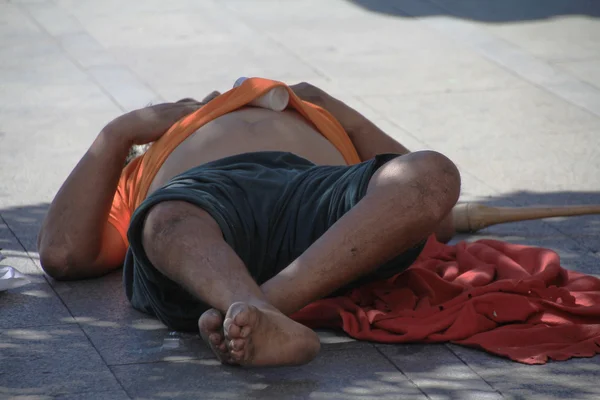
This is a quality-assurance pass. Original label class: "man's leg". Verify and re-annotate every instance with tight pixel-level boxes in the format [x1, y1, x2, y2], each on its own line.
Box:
[260, 150, 460, 315]
[142, 200, 321, 366]
[143, 150, 458, 366]
[204, 151, 458, 360]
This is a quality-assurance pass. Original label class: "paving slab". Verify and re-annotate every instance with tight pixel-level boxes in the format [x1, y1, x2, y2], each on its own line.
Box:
[51, 269, 371, 366]
[0, 325, 122, 398]
[23, 0, 85, 37]
[376, 343, 502, 400]
[377, 0, 600, 120]
[361, 86, 600, 193]
[0, 220, 73, 329]
[0, 390, 131, 400]
[86, 65, 163, 112]
[51, 271, 214, 366]
[50, 391, 131, 400]
[448, 344, 600, 400]
[225, 0, 527, 96]
[57, 32, 118, 69]
[112, 346, 427, 400]
[555, 58, 600, 91]
[483, 13, 600, 63]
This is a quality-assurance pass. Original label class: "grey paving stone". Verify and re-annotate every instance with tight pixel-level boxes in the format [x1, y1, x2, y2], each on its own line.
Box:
[0, 1, 42, 38]
[545, 79, 600, 121]
[0, 279, 73, 329]
[484, 13, 600, 63]
[53, 391, 131, 400]
[362, 87, 600, 193]
[0, 204, 48, 254]
[109, 44, 268, 88]
[0, 204, 50, 254]
[449, 344, 600, 400]
[0, 325, 122, 397]
[58, 32, 117, 68]
[0, 78, 121, 207]
[51, 271, 213, 366]
[227, 0, 526, 96]
[412, 0, 600, 63]
[0, 45, 89, 86]
[23, 1, 84, 37]
[376, 343, 502, 400]
[65, 2, 215, 49]
[112, 346, 427, 400]
[315, 329, 376, 352]
[556, 59, 600, 91]
[386, 0, 600, 119]
[6, 390, 132, 400]
[86, 65, 163, 111]
[52, 270, 371, 366]
[0, 221, 72, 328]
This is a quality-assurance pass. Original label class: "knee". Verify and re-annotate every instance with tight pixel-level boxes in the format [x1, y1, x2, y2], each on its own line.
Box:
[143, 201, 214, 248]
[143, 202, 185, 247]
[370, 151, 461, 219]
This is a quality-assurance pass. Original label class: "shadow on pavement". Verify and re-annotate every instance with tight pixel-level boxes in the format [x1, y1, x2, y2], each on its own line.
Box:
[1, 189, 599, 255]
[1, 192, 599, 398]
[347, 0, 600, 23]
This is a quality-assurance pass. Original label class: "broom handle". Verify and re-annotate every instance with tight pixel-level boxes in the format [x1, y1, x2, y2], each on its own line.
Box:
[452, 203, 600, 233]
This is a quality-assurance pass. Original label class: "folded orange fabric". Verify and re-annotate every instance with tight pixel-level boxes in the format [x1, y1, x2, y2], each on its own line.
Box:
[292, 235, 600, 364]
[108, 77, 361, 247]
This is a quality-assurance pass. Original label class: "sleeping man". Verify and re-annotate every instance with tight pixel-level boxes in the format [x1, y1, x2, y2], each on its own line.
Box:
[37, 78, 460, 367]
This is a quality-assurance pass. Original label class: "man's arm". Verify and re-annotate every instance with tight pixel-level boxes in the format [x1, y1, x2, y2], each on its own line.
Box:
[290, 83, 456, 243]
[38, 102, 201, 280]
[290, 82, 410, 160]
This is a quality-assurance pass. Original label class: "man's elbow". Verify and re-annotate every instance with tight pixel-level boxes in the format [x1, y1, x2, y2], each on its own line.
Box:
[38, 247, 91, 280]
[39, 249, 71, 280]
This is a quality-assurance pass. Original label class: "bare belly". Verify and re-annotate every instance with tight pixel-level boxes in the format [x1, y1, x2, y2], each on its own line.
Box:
[148, 107, 347, 194]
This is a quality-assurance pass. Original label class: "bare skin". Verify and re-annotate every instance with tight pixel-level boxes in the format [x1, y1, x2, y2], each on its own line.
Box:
[39, 82, 459, 366]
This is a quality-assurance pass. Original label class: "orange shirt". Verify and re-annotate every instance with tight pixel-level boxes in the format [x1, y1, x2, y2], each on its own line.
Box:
[107, 78, 361, 248]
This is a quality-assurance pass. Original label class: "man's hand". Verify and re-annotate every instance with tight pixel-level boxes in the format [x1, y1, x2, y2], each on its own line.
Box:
[104, 102, 203, 146]
[289, 82, 328, 108]
[290, 82, 362, 133]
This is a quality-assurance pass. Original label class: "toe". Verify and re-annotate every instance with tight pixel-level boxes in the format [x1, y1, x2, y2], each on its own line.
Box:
[229, 338, 245, 352]
[199, 309, 223, 339]
[240, 325, 252, 338]
[223, 317, 240, 339]
[228, 322, 242, 338]
[200, 309, 222, 330]
[227, 302, 252, 326]
[230, 349, 246, 363]
[217, 342, 227, 353]
[209, 333, 222, 345]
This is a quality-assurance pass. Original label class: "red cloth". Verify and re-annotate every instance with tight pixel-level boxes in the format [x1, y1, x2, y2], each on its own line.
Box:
[291, 236, 600, 364]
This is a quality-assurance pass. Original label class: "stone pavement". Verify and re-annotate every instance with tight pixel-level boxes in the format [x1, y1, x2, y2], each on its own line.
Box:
[1, 0, 599, 398]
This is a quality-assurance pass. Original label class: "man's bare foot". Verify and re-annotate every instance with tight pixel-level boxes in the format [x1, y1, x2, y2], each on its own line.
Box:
[223, 302, 320, 366]
[198, 308, 230, 363]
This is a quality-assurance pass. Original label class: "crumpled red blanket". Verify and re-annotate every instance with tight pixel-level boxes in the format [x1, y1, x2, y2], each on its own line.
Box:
[291, 236, 600, 364]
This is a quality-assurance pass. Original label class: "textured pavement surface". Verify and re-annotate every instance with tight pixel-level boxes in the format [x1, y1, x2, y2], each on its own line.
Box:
[1, 0, 600, 399]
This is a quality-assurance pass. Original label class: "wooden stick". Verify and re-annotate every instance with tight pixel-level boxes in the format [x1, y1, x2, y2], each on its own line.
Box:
[452, 203, 600, 233]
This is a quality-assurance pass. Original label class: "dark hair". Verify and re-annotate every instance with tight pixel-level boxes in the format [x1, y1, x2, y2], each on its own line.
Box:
[124, 144, 152, 166]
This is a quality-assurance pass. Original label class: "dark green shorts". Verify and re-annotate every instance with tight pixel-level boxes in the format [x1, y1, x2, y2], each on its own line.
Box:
[124, 151, 424, 331]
